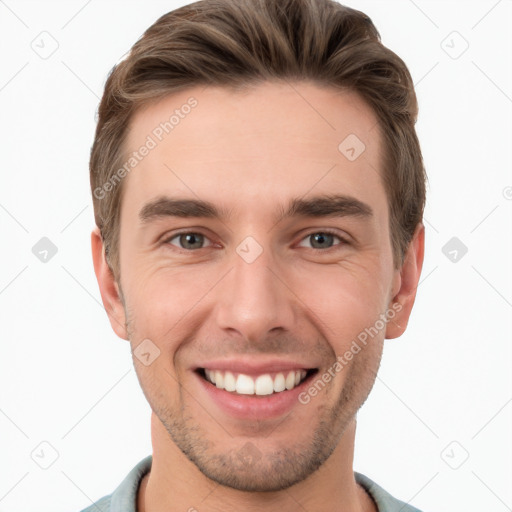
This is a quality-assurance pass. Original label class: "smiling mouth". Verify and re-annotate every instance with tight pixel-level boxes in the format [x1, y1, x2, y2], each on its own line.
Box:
[196, 368, 318, 396]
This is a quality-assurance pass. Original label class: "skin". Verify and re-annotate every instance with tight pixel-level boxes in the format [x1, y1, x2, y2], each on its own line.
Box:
[92, 81, 424, 512]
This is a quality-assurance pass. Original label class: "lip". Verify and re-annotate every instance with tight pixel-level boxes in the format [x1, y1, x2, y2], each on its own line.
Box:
[194, 357, 317, 376]
[192, 361, 318, 421]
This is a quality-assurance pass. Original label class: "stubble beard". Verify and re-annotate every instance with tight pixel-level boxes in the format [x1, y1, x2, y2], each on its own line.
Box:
[122, 291, 383, 492]
[152, 353, 380, 492]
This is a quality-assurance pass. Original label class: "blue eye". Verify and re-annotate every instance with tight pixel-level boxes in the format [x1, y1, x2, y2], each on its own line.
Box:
[298, 231, 344, 250]
[162, 229, 346, 252]
[165, 232, 212, 250]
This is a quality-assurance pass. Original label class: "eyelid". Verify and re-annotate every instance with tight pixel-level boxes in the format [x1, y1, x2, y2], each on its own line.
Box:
[161, 228, 350, 252]
[296, 228, 348, 249]
[162, 229, 215, 250]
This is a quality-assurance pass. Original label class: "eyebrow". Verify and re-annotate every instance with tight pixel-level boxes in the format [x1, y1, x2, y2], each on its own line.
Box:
[138, 194, 373, 225]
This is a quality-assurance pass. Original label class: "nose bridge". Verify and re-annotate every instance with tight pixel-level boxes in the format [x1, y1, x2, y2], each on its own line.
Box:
[215, 238, 295, 342]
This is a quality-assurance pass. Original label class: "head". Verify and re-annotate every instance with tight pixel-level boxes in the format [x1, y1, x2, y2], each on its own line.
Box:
[91, 0, 425, 493]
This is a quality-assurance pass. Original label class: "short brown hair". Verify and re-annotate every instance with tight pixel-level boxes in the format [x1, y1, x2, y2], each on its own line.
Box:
[90, 0, 426, 281]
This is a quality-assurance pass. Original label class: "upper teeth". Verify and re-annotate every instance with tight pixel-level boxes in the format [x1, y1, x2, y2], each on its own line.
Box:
[204, 369, 307, 395]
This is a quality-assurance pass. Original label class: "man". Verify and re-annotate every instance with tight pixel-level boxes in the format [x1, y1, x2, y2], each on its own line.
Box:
[87, 0, 426, 510]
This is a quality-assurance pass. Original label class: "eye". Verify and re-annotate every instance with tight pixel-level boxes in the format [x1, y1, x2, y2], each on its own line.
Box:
[164, 232, 213, 251]
[297, 230, 345, 250]
[162, 230, 346, 252]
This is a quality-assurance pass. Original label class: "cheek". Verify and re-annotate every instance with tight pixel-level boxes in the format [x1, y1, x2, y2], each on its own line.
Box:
[124, 263, 217, 347]
[293, 261, 390, 347]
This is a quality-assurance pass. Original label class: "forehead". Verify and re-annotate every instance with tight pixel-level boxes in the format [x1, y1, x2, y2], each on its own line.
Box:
[121, 81, 385, 221]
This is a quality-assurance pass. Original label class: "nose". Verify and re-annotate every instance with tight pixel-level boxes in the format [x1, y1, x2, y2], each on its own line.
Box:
[214, 242, 297, 344]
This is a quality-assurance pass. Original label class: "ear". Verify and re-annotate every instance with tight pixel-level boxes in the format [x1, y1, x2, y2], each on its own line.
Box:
[91, 226, 129, 340]
[385, 223, 425, 339]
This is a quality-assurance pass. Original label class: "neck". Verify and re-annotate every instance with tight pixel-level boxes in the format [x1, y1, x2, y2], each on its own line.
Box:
[138, 412, 376, 512]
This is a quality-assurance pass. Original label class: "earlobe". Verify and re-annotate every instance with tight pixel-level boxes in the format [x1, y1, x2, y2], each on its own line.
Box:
[385, 223, 425, 339]
[91, 227, 129, 340]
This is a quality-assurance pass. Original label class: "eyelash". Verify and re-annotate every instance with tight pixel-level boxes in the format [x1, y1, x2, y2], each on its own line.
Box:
[162, 229, 348, 252]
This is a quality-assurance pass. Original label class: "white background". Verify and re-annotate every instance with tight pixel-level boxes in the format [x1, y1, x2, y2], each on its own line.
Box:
[0, 1, 511, 511]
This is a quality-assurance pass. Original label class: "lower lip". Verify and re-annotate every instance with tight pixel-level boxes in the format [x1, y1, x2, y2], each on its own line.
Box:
[195, 371, 314, 420]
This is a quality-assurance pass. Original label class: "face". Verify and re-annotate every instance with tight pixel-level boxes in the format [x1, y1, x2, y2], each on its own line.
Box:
[92, 81, 423, 492]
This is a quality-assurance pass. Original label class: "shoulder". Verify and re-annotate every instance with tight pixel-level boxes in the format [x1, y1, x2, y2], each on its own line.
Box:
[355, 472, 425, 512]
[73, 455, 152, 512]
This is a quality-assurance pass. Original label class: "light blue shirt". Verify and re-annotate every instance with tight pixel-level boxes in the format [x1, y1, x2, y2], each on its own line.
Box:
[79, 455, 423, 512]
